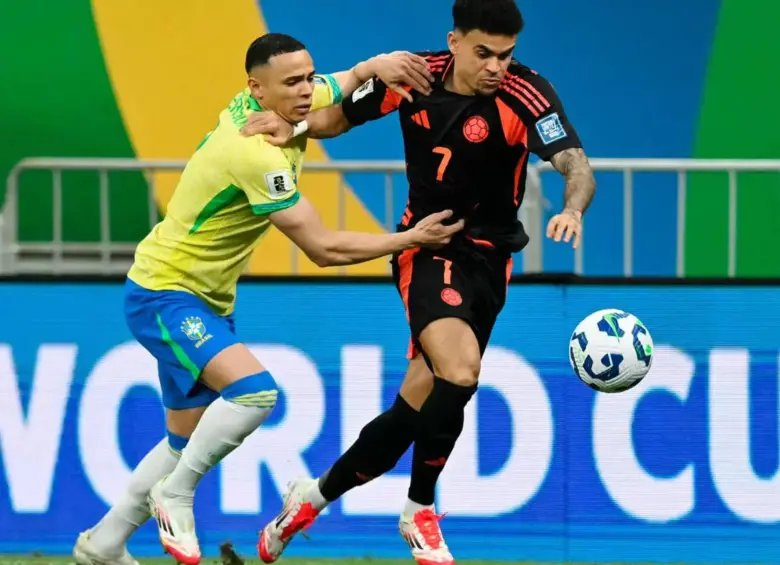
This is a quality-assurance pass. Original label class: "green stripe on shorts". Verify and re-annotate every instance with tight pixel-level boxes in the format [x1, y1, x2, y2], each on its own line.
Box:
[155, 313, 200, 380]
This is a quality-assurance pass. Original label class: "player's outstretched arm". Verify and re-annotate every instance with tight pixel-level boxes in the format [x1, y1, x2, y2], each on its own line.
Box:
[269, 195, 464, 267]
[546, 148, 597, 248]
[241, 104, 352, 144]
[332, 51, 433, 103]
[242, 54, 419, 145]
[299, 105, 353, 139]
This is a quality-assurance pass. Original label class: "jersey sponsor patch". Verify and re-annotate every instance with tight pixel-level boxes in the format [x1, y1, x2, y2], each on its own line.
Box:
[352, 78, 374, 102]
[535, 112, 567, 145]
[264, 170, 295, 199]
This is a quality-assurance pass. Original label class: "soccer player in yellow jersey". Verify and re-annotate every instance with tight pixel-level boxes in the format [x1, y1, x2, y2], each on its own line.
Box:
[72, 33, 461, 565]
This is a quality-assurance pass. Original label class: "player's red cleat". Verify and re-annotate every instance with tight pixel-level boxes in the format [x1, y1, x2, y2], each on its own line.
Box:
[257, 478, 322, 563]
[399, 508, 455, 565]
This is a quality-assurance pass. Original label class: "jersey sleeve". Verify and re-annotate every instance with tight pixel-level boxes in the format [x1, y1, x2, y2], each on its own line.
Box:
[232, 144, 300, 216]
[341, 77, 408, 126]
[311, 74, 344, 112]
[504, 72, 582, 161]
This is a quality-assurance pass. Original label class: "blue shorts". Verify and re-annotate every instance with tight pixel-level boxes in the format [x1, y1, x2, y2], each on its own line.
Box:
[124, 278, 240, 410]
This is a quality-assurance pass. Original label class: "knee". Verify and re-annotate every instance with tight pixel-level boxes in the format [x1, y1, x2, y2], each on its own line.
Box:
[437, 350, 481, 386]
[449, 364, 480, 386]
[420, 319, 482, 387]
[220, 370, 279, 411]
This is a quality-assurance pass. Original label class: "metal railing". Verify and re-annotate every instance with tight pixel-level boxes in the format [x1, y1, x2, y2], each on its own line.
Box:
[0, 158, 545, 275]
[534, 158, 780, 277]
[4, 157, 780, 277]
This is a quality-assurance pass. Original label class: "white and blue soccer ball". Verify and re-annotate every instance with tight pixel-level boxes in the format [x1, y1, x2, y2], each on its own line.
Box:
[569, 308, 654, 393]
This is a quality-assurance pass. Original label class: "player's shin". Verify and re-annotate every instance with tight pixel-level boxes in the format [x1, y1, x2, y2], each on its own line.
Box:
[87, 434, 187, 555]
[162, 371, 278, 499]
[318, 394, 418, 503]
[407, 377, 476, 508]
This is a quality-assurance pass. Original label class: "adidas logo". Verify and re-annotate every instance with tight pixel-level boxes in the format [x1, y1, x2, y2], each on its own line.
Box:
[410, 110, 430, 129]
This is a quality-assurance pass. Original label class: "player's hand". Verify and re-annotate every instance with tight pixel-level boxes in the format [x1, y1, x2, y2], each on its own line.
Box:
[240, 112, 293, 146]
[368, 51, 434, 102]
[546, 208, 583, 249]
[410, 210, 465, 248]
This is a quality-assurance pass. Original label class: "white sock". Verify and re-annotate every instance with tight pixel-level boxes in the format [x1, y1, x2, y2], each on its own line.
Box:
[89, 438, 180, 555]
[404, 498, 434, 516]
[163, 397, 273, 499]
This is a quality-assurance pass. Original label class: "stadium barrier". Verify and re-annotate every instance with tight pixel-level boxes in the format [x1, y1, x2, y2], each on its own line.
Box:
[5, 158, 780, 277]
[0, 279, 778, 563]
[0, 158, 545, 276]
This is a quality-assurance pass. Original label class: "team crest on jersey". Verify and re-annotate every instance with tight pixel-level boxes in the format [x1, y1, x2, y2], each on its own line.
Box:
[441, 287, 463, 306]
[181, 316, 212, 348]
[463, 115, 489, 143]
[536, 112, 567, 145]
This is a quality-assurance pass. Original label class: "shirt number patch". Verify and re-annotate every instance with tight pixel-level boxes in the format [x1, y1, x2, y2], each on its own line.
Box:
[535, 112, 567, 145]
[265, 170, 294, 199]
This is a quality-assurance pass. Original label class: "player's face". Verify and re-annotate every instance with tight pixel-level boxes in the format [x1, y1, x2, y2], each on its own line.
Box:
[447, 30, 516, 95]
[248, 49, 316, 123]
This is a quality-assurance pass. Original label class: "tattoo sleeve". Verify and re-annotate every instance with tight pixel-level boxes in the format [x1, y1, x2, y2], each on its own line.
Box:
[550, 148, 596, 215]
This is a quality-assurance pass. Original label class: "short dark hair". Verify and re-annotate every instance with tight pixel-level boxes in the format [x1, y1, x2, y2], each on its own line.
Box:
[452, 0, 524, 36]
[245, 33, 307, 73]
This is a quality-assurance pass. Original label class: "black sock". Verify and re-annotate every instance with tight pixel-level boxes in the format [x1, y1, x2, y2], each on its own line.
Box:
[319, 395, 418, 501]
[408, 377, 476, 506]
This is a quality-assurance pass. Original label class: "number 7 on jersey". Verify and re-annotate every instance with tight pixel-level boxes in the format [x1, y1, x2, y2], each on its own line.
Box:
[433, 147, 452, 182]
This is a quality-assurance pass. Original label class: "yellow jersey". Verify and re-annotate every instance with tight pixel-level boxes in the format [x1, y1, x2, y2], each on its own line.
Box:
[128, 75, 343, 315]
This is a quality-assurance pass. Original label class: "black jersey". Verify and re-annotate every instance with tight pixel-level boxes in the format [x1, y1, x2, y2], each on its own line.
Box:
[341, 51, 582, 252]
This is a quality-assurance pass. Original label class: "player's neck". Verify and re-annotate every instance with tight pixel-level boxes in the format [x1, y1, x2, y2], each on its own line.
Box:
[252, 95, 273, 114]
[444, 66, 477, 96]
[255, 97, 297, 125]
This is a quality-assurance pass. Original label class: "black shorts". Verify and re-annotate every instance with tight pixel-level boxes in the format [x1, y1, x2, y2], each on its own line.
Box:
[390, 245, 512, 363]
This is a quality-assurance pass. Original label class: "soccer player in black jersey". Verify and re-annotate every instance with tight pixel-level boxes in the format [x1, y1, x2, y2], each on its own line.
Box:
[249, 1, 596, 563]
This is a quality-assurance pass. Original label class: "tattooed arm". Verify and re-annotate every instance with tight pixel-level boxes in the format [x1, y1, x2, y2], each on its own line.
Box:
[550, 148, 596, 216]
[495, 64, 595, 249]
[543, 148, 596, 248]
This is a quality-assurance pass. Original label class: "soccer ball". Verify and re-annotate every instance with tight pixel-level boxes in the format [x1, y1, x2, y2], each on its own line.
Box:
[569, 309, 653, 393]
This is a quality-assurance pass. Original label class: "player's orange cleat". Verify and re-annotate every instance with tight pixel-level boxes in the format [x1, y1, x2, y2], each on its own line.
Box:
[257, 478, 322, 563]
[399, 508, 455, 565]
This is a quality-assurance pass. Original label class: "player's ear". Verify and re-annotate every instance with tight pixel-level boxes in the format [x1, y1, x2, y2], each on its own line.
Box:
[447, 31, 459, 55]
[247, 76, 264, 102]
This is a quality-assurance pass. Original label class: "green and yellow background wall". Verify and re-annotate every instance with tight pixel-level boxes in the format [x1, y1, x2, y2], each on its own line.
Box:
[2, 0, 779, 277]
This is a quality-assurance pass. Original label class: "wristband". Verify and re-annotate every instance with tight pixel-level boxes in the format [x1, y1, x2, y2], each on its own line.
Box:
[292, 120, 309, 138]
